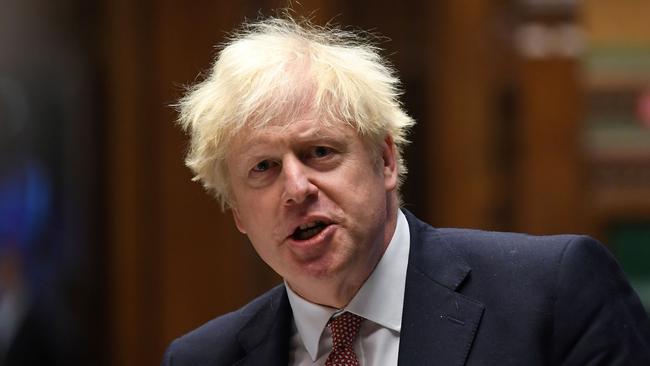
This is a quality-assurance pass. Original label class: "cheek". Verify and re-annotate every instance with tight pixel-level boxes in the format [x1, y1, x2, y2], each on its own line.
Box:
[237, 206, 264, 234]
[231, 196, 260, 234]
[341, 163, 386, 199]
[234, 192, 281, 238]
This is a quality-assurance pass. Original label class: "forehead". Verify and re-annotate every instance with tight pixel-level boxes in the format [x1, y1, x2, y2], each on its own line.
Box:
[228, 117, 358, 153]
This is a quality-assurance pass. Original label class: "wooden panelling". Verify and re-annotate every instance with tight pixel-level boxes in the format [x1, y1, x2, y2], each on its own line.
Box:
[424, 1, 502, 229]
[153, 0, 272, 349]
[104, 1, 343, 365]
[513, 57, 585, 234]
[104, 0, 158, 365]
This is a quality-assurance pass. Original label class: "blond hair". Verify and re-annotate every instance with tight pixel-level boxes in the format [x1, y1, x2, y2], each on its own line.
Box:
[177, 16, 415, 209]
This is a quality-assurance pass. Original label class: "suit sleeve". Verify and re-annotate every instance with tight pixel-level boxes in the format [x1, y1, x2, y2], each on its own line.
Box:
[551, 236, 650, 365]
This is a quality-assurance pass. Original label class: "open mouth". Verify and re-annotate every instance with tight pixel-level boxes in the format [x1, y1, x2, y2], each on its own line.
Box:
[291, 221, 329, 241]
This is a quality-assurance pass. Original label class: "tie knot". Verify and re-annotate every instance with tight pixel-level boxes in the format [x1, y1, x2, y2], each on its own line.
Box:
[327, 312, 363, 348]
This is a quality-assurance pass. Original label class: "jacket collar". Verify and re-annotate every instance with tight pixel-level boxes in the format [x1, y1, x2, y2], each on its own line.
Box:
[398, 209, 485, 366]
[233, 286, 292, 366]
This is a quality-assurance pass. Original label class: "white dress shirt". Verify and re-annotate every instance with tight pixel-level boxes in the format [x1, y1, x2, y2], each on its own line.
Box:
[286, 210, 411, 365]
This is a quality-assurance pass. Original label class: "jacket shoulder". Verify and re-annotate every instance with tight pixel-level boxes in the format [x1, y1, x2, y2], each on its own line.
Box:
[405, 210, 650, 363]
[404, 208, 581, 258]
[404, 209, 590, 292]
[422, 222, 588, 263]
[433, 227, 606, 286]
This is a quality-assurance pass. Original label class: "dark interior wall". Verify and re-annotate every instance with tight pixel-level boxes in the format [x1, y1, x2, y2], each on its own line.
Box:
[101, 2, 457, 364]
[2, 1, 612, 365]
[103, 2, 348, 365]
[92, 1, 533, 364]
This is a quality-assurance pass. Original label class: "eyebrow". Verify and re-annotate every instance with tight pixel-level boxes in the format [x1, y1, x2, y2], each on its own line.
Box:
[242, 125, 345, 145]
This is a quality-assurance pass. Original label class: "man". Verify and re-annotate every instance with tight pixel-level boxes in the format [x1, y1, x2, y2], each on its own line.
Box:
[163, 15, 650, 365]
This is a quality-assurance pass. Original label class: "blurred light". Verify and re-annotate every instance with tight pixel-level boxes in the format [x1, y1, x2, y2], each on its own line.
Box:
[637, 89, 650, 128]
[0, 162, 51, 251]
[515, 22, 585, 59]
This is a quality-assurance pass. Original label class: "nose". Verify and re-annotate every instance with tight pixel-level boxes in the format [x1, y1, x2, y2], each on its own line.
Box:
[281, 156, 317, 206]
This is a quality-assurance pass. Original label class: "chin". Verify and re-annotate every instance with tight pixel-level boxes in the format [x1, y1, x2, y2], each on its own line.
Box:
[299, 264, 339, 280]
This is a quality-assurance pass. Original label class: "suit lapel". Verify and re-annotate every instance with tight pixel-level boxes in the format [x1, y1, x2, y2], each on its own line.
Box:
[398, 210, 485, 366]
[233, 286, 292, 366]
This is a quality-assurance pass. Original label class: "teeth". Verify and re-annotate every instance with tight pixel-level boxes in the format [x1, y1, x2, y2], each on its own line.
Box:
[299, 221, 322, 230]
[293, 220, 327, 240]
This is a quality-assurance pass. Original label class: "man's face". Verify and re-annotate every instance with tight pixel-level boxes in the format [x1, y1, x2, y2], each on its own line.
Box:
[226, 112, 398, 303]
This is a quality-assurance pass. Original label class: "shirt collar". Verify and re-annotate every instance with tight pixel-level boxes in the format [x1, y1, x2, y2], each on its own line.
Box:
[285, 209, 411, 361]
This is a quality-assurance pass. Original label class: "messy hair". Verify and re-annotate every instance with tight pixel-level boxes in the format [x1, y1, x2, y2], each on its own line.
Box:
[177, 15, 415, 209]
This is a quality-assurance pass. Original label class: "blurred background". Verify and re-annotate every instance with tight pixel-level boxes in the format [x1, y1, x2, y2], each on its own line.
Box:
[0, 0, 649, 365]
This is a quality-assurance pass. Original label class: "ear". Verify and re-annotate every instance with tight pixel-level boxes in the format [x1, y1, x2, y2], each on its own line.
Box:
[231, 208, 247, 234]
[381, 135, 398, 191]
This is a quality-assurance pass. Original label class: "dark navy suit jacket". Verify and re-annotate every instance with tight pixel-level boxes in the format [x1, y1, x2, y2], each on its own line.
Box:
[162, 210, 650, 365]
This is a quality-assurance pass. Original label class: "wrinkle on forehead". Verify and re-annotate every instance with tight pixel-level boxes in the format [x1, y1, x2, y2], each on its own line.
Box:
[231, 115, 351, 151]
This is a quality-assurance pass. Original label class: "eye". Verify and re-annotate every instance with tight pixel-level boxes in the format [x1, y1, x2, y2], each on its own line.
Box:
[246, 158, 279, 187]
[252, 159, 274, 173]
[311, 146, 332, 158]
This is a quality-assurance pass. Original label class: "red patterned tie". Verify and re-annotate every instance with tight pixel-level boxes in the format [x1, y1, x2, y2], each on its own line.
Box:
[325, 312, 364, 366]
